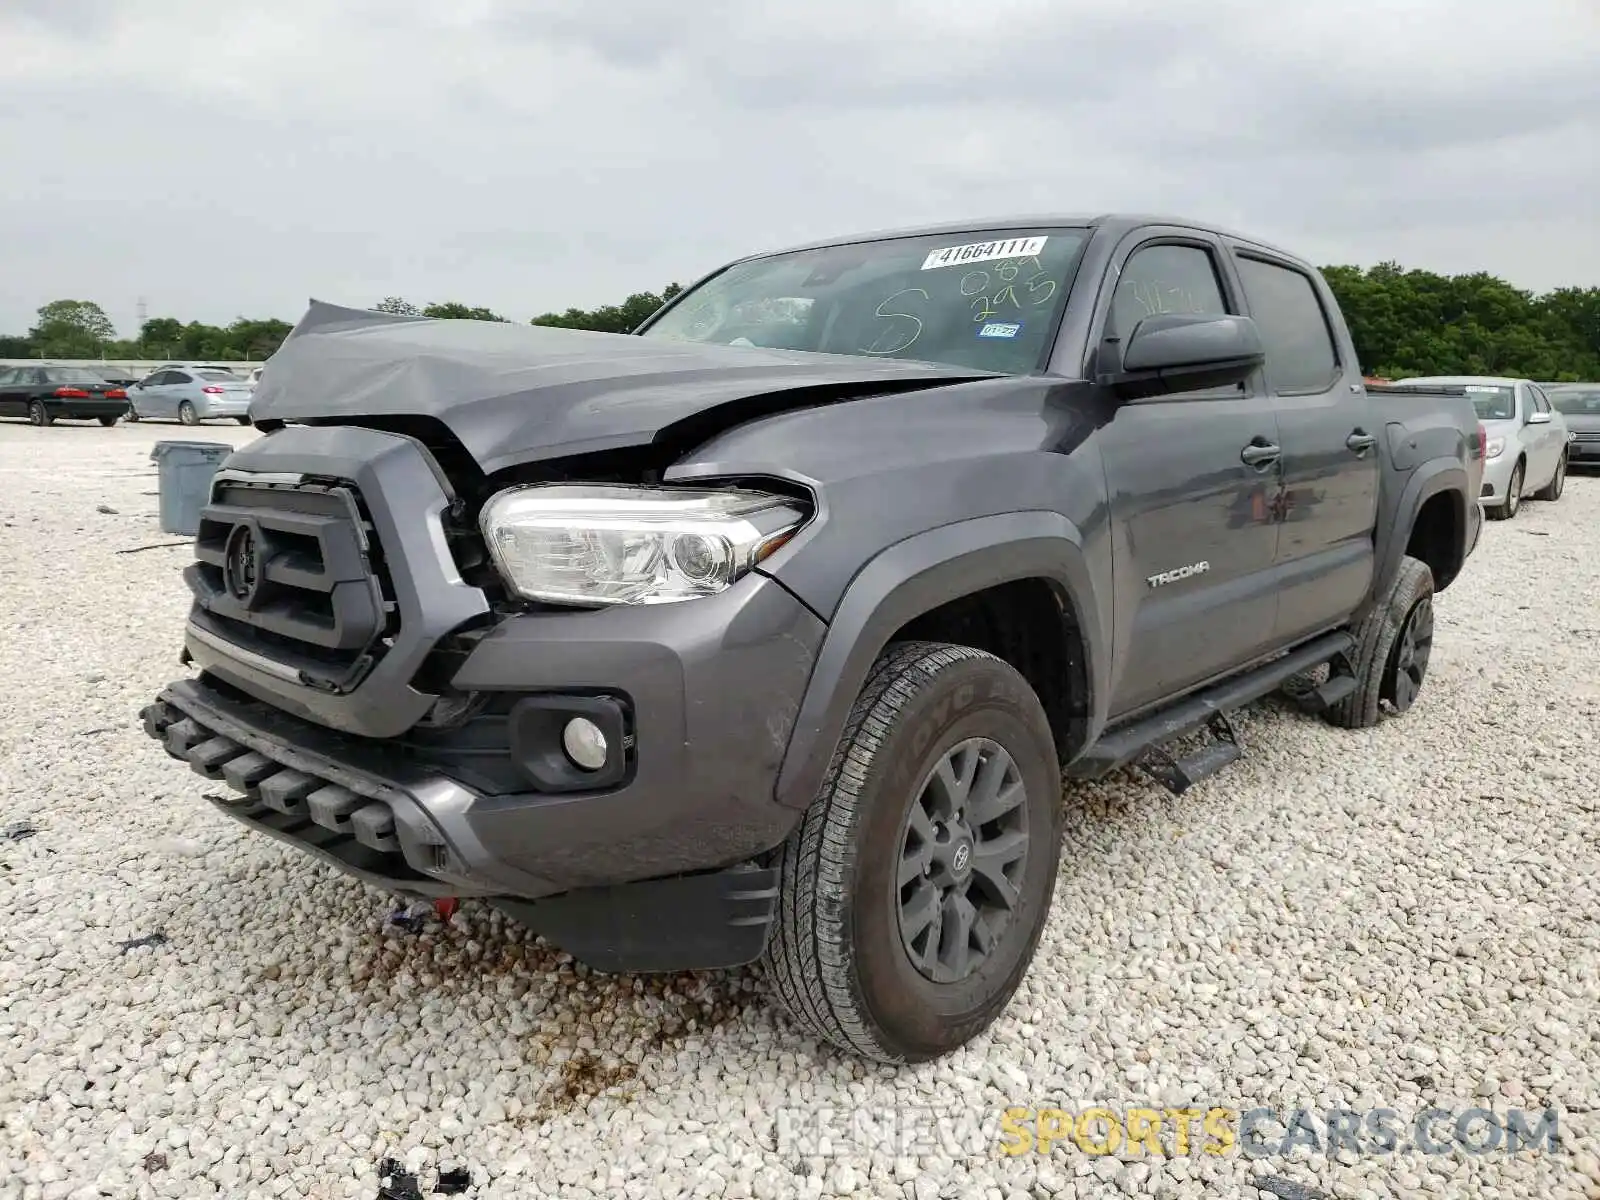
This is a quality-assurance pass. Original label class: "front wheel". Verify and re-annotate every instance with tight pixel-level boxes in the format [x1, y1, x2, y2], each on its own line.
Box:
[178, 401, 199, 426]
[1325, 555, 1435, 729]
[762, 641, 1062, 1063]
[124, 410, 140, 423]
[1533, 451, 1566, 501]
[27, 400, 53, 426]
[1489, 460, 1523, 520]
[234, 416, 251, 425]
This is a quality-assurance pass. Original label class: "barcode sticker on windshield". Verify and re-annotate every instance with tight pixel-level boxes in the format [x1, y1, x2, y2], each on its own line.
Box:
[921, 236, 1048, 271]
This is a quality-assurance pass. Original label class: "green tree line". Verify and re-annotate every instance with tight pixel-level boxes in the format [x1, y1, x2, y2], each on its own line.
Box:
[5, 271, 1596, 380]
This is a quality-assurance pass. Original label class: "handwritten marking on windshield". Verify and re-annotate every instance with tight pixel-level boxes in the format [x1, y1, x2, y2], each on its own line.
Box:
[861, 288, 929, 355]
[962, 262, 1058, 323]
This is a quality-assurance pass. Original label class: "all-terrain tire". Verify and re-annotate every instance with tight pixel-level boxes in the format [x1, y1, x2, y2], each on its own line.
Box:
[1533, 451, 1567, 501]
[761, 641, 1062, 1063]
[1325, 555, 1435, 730]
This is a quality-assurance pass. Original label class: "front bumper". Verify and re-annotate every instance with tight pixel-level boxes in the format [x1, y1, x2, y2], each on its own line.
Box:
[1478, 452, 1517, 503]
[147, 559, 824, 901]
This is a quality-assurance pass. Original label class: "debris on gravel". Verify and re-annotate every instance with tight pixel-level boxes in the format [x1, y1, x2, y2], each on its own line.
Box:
[1, 425, 1597, 1199]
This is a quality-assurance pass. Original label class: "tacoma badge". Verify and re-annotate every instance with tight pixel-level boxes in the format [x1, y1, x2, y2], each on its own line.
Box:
[1147, 561, 1210, 588]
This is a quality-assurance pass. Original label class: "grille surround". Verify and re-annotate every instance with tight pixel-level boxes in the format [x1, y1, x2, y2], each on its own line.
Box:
[186, 472, 396, 692]
[175, 425, 494, 741]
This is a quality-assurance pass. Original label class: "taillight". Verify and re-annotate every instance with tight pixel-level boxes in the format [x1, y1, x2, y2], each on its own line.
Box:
[202, 386, 225, 394]
[107, 388, 127, 399]
[53, 387, 91, 398]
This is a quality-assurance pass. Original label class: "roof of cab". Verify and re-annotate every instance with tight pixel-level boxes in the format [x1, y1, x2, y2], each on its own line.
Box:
[742, 213, 1312, 268]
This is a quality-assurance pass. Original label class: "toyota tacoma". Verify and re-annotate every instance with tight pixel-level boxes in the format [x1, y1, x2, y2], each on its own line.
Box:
[139, 214, 1483, 1063]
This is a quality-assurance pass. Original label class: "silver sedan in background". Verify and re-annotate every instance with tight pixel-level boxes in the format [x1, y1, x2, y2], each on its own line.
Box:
[126, 366, 255, 425]
[1394, 375, 1570, 520]
[1543, 382, 1600, 468]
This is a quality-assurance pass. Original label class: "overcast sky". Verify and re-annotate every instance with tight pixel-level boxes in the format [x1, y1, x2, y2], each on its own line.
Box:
[3, 0, 1597, 338]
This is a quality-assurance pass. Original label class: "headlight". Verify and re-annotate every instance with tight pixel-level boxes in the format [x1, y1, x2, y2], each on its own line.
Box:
[479, 483, 809, 606]
[1485, 437, 1505, 459]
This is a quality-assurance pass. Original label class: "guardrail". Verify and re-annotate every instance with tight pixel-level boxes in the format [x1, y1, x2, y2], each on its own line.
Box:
[0, 359, 267, 373]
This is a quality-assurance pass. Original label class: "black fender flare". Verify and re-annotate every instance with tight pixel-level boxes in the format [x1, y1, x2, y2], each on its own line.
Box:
[1372, 460, 1471, 605]
[770, 510, 1107, 811]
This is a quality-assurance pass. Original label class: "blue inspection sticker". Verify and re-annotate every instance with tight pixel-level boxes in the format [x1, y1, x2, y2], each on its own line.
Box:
[978, 322, 1022, 339]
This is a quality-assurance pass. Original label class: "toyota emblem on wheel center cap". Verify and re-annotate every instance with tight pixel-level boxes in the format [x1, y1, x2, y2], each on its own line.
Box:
[951, 842, 972, 874]
[223, 522, 263, 608]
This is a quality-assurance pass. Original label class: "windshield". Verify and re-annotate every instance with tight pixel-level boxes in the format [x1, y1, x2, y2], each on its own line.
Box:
[1547, 386, 1600, 416]
[640, 228, 1088, 373]
[1464, 385, 1516, 420]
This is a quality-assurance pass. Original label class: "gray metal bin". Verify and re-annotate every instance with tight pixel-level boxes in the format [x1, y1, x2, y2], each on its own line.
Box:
[150, 440, 233, 536]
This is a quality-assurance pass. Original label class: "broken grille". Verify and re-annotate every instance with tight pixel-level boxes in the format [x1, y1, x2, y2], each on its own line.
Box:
[185, 474, 397, 687]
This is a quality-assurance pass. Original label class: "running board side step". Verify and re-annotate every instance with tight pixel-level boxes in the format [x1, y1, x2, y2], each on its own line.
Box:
[1068, 630, 1356, 793]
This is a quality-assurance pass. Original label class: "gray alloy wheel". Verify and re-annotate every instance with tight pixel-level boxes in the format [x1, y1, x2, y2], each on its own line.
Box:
[179, 401, 199, 426]
[1382, 592, 1434, 714]
[896, 737, 1030, 985]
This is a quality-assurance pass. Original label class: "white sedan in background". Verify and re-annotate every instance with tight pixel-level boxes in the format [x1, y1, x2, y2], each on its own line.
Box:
[1393, 375, 1570, 520]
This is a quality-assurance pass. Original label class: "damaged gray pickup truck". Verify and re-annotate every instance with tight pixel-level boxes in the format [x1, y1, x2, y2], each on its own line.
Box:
[140, 214, 1483, 1063]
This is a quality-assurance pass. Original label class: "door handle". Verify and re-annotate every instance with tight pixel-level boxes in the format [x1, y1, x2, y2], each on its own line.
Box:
[1346, 429, 1377, 455]
[1240, 439, 1281, 468]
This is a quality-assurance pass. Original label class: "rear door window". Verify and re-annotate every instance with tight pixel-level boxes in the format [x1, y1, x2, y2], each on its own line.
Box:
[1235, 256, 1341, 395]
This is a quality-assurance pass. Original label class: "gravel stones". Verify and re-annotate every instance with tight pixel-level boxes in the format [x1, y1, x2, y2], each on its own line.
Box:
[1, 425, 1596, 1198]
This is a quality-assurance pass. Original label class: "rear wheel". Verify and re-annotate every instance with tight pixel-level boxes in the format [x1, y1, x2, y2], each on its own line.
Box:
[1325, 555, 1435, 729]
[97, 415, 118, 427]
[234, 416, 251, 425]
[762, 641, 1062, 1063]
[178, 401, 199, 426]
[1533, 451, 1566, 501]
[27, 400, 53, 427]
[1489, 460, 1523, 520]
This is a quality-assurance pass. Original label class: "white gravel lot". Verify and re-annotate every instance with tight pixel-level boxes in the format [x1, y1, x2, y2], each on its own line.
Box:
[2, 420, 1598, 1200]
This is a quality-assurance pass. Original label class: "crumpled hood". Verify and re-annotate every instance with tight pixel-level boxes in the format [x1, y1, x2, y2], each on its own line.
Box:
[249, 300, 998, 473]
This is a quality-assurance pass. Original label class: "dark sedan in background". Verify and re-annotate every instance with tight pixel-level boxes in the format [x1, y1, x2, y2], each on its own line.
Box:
[0, 365, 131, 426]
[1543, 382, 1600, 465]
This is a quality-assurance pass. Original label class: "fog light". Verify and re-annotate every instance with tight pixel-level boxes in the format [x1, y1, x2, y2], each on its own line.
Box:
[562, 717, 608, 771]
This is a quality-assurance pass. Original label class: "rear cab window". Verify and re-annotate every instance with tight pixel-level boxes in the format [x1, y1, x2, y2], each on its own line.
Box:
[1233, 254, 1340, 394]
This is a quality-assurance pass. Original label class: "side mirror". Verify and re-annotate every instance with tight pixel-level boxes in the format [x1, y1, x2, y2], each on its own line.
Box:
[1527, 409, 1551, 424]
[1103, 313, 1266, 399]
